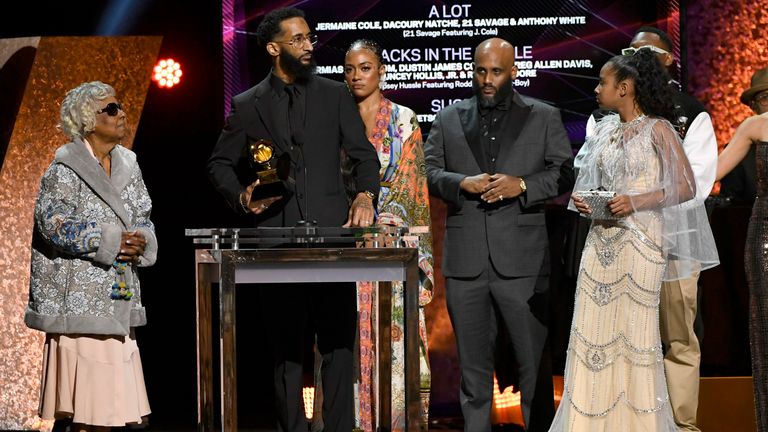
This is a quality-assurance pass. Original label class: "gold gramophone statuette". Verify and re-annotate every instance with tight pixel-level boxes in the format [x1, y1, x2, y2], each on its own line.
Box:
[249, 139, 279, 184]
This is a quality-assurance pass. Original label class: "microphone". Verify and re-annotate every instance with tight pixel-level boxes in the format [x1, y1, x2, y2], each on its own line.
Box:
[293, 128, 316, 228]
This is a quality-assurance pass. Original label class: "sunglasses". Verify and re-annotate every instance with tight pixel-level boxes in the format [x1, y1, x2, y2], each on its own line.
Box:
[96, 102, 123, 116]
[621, 45, 670, 56]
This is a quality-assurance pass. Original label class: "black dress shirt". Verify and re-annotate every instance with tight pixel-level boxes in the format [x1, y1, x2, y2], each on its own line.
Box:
[478, 93, 511, 173]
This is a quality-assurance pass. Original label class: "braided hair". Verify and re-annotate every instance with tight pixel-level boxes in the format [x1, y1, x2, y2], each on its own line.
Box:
[347, 39, 386, 66]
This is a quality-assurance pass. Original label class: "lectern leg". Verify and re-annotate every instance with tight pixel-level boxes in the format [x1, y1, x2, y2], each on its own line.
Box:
[405, 257, 420, 431]
[195, 253, 214, 432]
[220, 258, 238, 432]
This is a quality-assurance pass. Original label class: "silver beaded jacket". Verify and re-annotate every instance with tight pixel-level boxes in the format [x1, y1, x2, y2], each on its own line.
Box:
[25, 138, 157, 336]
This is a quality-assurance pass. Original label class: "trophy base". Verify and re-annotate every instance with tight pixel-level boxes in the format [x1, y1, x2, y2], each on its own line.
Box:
[257, 168, 279, 184]
[249, 179, 287, 202]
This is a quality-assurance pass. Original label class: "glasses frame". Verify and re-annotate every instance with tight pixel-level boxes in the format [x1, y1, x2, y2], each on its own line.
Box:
[274, 33, 318, 49]
[96, 102, 123, 117]
[754, 92, 768, 106]
[621, 45, 670, 56]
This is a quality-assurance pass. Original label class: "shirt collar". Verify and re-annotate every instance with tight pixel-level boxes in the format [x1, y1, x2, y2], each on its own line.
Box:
[269, 70, 306, 97]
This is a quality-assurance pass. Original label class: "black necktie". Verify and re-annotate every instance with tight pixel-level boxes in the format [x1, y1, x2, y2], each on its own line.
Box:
[285, 85, 304, 146]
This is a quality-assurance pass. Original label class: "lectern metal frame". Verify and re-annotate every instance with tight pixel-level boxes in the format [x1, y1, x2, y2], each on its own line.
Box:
[193, 246, 420, 432]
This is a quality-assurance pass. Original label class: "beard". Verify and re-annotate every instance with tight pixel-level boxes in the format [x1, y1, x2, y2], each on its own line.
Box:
[279, 50, 316, 83]
[473, 76, 513, 109]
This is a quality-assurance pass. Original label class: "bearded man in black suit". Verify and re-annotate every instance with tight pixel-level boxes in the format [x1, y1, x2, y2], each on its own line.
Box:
[207, 7, 380, 432]
[425, 38, 574, 432]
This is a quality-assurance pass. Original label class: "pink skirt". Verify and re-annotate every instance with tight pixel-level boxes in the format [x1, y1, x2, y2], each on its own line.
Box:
[38, 333, 151, 427]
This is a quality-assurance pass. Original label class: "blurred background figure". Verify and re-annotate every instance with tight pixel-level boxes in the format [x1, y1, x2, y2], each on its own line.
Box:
[716, 65, 768, 432]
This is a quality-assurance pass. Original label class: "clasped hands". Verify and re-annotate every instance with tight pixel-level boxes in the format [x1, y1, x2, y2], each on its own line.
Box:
[460, 173, 523, 203]
[118, 231, 146, 265]
[572, 194, 634, 218]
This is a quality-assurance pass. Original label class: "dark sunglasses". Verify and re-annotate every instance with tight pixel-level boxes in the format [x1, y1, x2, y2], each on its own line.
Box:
[96, 102, 123, 116]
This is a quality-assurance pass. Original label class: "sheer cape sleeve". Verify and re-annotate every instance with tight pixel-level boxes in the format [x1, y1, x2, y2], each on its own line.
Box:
[570, 114, 719, 281]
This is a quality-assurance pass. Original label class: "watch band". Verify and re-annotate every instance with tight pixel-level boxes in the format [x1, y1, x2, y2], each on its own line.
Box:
[519, 177, 527, 193]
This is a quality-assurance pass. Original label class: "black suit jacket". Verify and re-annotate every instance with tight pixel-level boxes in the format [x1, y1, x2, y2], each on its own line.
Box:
[425, 91, 574, 278]
[207, 74, 380, 226]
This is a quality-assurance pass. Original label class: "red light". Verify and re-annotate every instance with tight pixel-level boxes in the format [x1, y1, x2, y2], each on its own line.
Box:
[152, 58, 183, 88]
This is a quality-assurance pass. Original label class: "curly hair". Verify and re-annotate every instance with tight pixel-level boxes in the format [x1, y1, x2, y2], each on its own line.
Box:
[608, 49, 679, 123]
[347, 39, 385, 65]
[58, 81, 115, 140]
[255, 7, 305, 47]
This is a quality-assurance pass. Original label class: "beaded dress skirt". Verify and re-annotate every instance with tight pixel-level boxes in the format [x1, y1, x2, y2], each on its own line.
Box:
[745, 141, 768, 431]
[550, 132, 677, 431]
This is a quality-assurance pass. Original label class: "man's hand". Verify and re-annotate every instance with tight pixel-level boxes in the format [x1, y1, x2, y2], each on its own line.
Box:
[118, 231, 146, 264]
[240, 180, 282, 215]
[480, 174, 524, 203]
[460, 173, 491, 194]
[343, 192, 375, 227]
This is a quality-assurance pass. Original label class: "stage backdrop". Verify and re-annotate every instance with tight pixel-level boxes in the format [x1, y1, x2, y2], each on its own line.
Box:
[222, 0, 681, 416]
[0, 36, 160, 430]
[226, 0, 681, 145]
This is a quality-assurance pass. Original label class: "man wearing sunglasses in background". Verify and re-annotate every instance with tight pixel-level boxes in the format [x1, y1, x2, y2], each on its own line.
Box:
[207, 6, 380, 432]
[577, 26, 719, 432]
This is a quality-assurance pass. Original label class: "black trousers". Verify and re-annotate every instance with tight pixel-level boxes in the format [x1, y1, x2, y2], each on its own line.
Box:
[260, 282, 357, 432]
[446, 261, 554, 432]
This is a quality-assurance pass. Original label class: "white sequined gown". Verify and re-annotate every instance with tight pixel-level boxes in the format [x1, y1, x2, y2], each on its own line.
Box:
[550, 116, 679, 432]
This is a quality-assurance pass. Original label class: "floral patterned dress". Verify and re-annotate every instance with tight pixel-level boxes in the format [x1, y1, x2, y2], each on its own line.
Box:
[356, 98, 434, 431]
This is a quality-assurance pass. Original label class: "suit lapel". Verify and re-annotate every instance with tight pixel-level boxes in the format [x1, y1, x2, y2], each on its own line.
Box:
[250, 78, 290, 154]
[496, 91, 532, 164]
[457, 97, 488, 173]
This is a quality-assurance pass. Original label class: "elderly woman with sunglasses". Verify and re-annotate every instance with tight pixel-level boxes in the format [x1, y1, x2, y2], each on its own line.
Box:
[25, 81, 157, 432]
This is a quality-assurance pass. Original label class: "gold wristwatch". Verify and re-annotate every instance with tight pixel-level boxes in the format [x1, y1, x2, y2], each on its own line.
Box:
[519, 177, 527, 193]
[362, 190, 376, 200]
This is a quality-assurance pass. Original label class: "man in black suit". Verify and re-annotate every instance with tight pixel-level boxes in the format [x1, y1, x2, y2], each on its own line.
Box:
[425, 38, 573, 432]
[207, 7, 380, 431]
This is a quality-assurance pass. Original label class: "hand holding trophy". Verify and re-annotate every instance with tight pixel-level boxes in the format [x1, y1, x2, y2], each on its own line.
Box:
[239, 139, 290, 214]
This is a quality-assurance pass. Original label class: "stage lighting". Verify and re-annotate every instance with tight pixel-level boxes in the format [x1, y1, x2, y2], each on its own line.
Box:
[152, 58, 183, 88]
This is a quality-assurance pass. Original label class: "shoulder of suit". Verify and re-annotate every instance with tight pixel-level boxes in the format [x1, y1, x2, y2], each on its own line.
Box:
[443, 97, 474, 113]
[516, 93, 558, 113]
[310, 74, 346, 89]
[232, 80, 266, 104]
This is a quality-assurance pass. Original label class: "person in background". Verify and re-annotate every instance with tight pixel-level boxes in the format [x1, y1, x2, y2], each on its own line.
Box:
[206, 7, 380, 432]
[715, 65, 768, 432]
[25, 81, 157, 432]
[579, 27, 720, 431]
[343, 38, 434, 431]
[425, 37, 574, 432]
